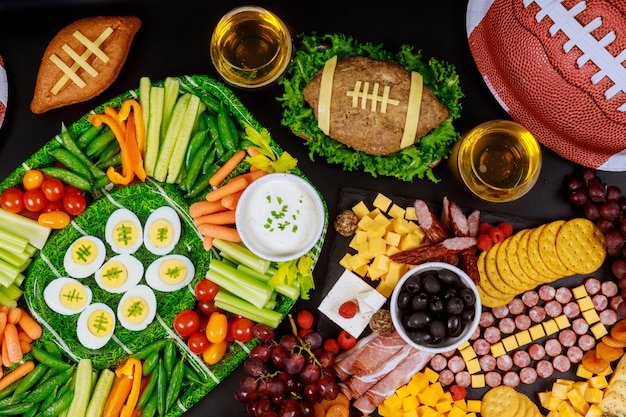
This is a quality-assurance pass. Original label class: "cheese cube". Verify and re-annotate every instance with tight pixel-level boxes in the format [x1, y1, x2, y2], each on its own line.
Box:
[466, 358, 481, 375]
[351, 201, 370, 218]
[383, 393, 403, 412]
[354, 263, 369, 277]
[460, 346, 477, 362]
[391, 217, 411, 235]
[402, 409, 418, 417]
[407, 373, 429, 393]
[348, 254, 370, 270]
[597, 365, 612, 377]
[357, 215, 374, 230]
[418, 406, 439, 417]
[589, 375, 608, 389]
[557, 400, 577, 417]
[591, 322, 608, 339]
[373, 193, 392, 211]
[368, 237, 388, 256]
[576, 364, 594, 379]
[530, 324, 546, 340]
[417, 386, 440, 407]
[578, 296, 594, 312]
[339, 254, 352, 270]
[502, 335, 519, 351]
[388, 204, 406, 219]
[515, 330, 532, 347]
[436, 399, 453, 414]
[471, 373, 485, 388]
[572, 285, 588, 299]
[395, 385, 411, 399]
[552, 382, 572, 399]
[543, 319, 559, 336]
[555, 314, 571, 330]
[423, 367, 440, 384]
[448, 405, 467, 417]
[399, 233, 424, 251]
[405, 206, 417, 220]
[402, 395, 419, 411]
[353, 229, 368, 244]
[385, 231, 401, 247]
[377, 404, 393, 417]
[584, 387, 603, 404]
[367, 220, 388, 239]
[585, 404, 604, 417]
[367, 208, 382, 218]
[490, 342, 506, 358]
[453, 399, 467, 412]
[583, 309, 600, 325]
[467, 400, 481, 413]
[376, 281, 394, 297]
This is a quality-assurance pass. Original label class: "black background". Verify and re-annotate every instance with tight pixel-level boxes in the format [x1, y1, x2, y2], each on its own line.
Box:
[0, 1, 624, 416]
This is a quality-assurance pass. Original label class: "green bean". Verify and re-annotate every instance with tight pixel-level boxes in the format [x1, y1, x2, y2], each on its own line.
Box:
[85, 129, 116, 158]
[39, 167, 91, 193]
[76, 124, 105, 149]
[12, 363, 48, 402]
[48, 148, 93, 180]
[142, 351, 160, 377]
[132, 339, 171, 360]
[138, 389, 158, 417]
[137, 368, 158, 409]
[165, 357, 185, 412]
[29, 366, 75, 403]
[40, 388, 73, 417]
[0, 402, 38, 415]
[163, 341, 176, 376]
[156, 361, 167, 417]
[217, 105, 237, 151]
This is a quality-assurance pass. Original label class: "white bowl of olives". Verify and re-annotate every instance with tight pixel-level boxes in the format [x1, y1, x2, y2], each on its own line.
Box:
[390, 262, 481, 353]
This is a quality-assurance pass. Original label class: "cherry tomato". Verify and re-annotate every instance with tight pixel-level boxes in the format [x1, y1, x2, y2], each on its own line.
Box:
[173, 309, 200, 338]
[231, 317, 255, 342]
[23, 189, 46, 212]
[63, 193, 87, 216]
[197, 300, 222, 317]
[0, 188, 25, 213]
[38, 211, 71, 229]
[194, 279, 219, 302]
[188, 332, 210, 354]
[64, 185, 85, 196]
[22, 170, 45, 190]
[41, 178, 65, 202]
[202, 340, 228, 365]
[206, 312, 228, 344]
[42, 200, 65, 213]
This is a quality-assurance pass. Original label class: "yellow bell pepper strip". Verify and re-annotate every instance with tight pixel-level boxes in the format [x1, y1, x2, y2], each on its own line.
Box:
[116, 357, 142, 417]
[88, 113, 134, 185]
[126, 113, 146, 182]
[117, 99, 146, 156]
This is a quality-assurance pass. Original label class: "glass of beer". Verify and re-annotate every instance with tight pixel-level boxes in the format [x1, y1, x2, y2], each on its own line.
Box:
[450, 120, 542, 202]
[210, 6, 292, 89]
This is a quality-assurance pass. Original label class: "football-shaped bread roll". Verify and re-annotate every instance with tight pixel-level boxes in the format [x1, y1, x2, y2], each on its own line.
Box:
[30, 16, 141, 114]
[303, 56, 449, 155]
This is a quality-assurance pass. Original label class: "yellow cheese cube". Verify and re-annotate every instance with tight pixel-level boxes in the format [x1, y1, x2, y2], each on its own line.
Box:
[395, 385, 411, 399]
[388, 204, 406, 219]
[557, 399, 576, 417]
[555, 314, 571, 330]
[530, 324, 546, 340]
[373, 212, 391, 226]
[578, 296, 594, 312]
[368, 237, 388, 256]
[357, 215, 374, 230]
[348, 253, 370, 270]
[573, 381, 588, 397]
[590, 322, 608, 339]
[453, 399, 467, 412]
[391, 217, 411, 235]
[339, 254, 353, 270]
[543, 319, 559, 336]
[460, 346, 477, 362]
[402, 395, 419, 411]
[585, 404, 604, 417]
[567, 389, 587, 412]
[406, 221, 423, 235]
[466, 358, 481, 375]
[385, 262, 405, 286]
[589, 375, 608, 389]
[353, 263, 369, 277]
[385, 245, 401, 256]
[376, 281, 393, 297]
[399, 233, 424, 251]
[367, 264, 387, 280]
[383, 393, 403, 411]
[583, 309, 600, 325]
[418, 406, 439, 417]
[471, 373, 485, 388]
[448, 405, 468, 417]
[467, 400, 481, 413]
[407, 373, 428, 393]
[597, 365, 612, 377]
[351, 201, 369, 218]
[466, 414, 477, 417]
[423, 367, 440, 384]
[402, 409, 418, 417]
[572, 285, 588, 299]
[372, 254, 390, 272]
[373, 193, 392, 211]
[367, 208, 382, 219]
[576, 364, 594, 379]
[435, 399, 453, 414]
[385, 231, 401, 247]
[417, 386, 440, 407]
[458, 341, 470, 351]
[367, 220, 388, 239]
[552, 382, 572, 399]
[502, 335, 519, 351]
[405, 206, 417, 220]
[541, 394, 563, 411]
[353, 229, 368, 244]
[377, 404, 393, 417]
[515, 330, 532, 347]
[584, 387, 603, 404]
[490, 342, 506, 358]
[538, 392, 553, 408]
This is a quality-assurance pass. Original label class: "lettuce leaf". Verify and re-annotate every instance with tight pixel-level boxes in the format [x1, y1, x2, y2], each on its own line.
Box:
[278, 32, 464, 182]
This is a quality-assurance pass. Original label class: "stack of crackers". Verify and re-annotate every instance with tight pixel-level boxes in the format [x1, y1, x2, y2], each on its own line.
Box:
[476, 218, 606, 308]
[600, 352, 626, 417]
[482, 386, 543, 417]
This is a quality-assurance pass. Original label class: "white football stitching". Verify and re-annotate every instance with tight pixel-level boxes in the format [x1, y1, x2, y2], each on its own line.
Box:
[524, 0, 626, 112]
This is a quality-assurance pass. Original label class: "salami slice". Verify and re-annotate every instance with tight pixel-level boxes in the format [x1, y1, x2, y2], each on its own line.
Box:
[480, 311, 495, 328]
[485, 371, 502, 388]
[429, 354, 448, 372]
[552, 354, 571, 373]
[544, 300, 563, 318]
[592, 294, 608, 311]
[600, 309, 619, 326]
[519, 367, 538, 385]
[572, 318, 589, 335]
[438, 369, 455, 386]
[522, 290, 539, 308]
[479, 354, 497, 372]
[512, 350, 531, 368]
[584, 277, 602, 295]
[558, 329, 577, 348]
[470, 325, 481, 341]
[515, 314, 531, 331]
[472, 338, 491, 356]
[610, 295, 624, 312]
[555, 287, 573, 304]
[413, 200, 448, 243]
[529, 306, 546, 323]
[563, 301, 581, 318]
[484, 326, 501, 344]
[602, 281, 619, 298]
[492, 305, 509, 319]
[578, 334, 596, 351]
[536, 359, 554, 378]
[499, 317, 516, 334]
[539, 285, 556, 301]
[496, 354, 513, 372]
[502, 371, 520, 387]
[528, 343, 546, 361]
[447, 356, 466, 373]
[454, 371, 471, 388]
[545, 338, 562, 357]
[567, 346, 584, 364]
[508, 298, 525, 315]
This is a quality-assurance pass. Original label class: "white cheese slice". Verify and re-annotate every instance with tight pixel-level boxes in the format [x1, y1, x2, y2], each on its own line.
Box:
[400, 71, 424, 149]
[318, 269, 387, 338]
[317, 55, 337, 135]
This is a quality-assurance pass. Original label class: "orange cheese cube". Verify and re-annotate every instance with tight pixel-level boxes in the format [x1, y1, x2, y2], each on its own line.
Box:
[423, 368, 440, 384]
[435, 399, 453, 414]
[383, 393, 403, 411]
[448, 405, 468, 417]
[467, 400, 481, 413]
[402, 395, 419, 412]
[402, 409, 418, 417]
[585, 404, 604, 417]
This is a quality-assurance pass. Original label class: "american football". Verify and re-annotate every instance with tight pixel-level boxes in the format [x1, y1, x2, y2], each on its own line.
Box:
[467, 0, 626, 171]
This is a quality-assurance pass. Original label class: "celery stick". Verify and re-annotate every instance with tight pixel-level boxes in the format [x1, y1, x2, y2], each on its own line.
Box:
[237, 264, 270, 282]
[214, 291, 282, 328]
[0, 247, 30, 270]
[139, 77, 151, 131]
[0, 259, 19, 287]
[1, 284, 22, 301]
[237, 263, 299, 299]
[23, 244, 37, 257]
[213, 239, 270, 274]
[0, 208, 51, 250]
[0, 226, 29, 253]
[153, 93, 191, 182]
[161, 77, 180, 134]
[166, 94, 202, 184]
[144, 86, 165, 176]
[206, 259, 272, 308]
[13, 273, 25, 287]
[0, 290, 17, 309]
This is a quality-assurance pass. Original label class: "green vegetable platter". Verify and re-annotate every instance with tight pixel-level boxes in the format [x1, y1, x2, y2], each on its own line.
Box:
[0, 75, 328, 416]
[279, 32, 464, 183]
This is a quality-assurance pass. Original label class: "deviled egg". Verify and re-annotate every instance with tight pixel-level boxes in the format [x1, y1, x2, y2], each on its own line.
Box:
[95, 254, 144, 293]
[44, 277, 92, 315]
[145, 254, 194, 292]
[117, 285, 157, 331]
[63, 235, 106, 278]
[105, 208, 143, 255]
[77, 303, 115, 349]
[143, 206, 181, 255]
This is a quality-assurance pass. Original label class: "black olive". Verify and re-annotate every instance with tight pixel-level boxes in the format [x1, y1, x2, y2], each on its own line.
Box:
[447, 315, 462, 337]
[408, 311, 431, 330]
[429, 320, 446, 342]
[411, 330, 433, 345]
[459, 288, 476, 306]
[422, 274, 441, 294]
[460, 307, 475, 323]
[428, 296, 444, 315]
[404, 274, 421, 293]
[411, 293, 429, 311]
[445, 296, 464, 315]
[401, 313, 414, 330]
[442, 288, 457, 299]
[397, 291, 412, 310]
[437, 269, 459, 287]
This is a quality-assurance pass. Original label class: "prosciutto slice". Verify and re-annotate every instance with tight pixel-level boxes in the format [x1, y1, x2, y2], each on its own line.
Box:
[334, 332, 379, 381]
[352, 348, 433, 414]
[413, 199, 448, 243]
[351, 332, 407, 377]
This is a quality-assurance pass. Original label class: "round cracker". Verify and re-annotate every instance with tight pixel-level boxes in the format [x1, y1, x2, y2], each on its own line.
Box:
[477, 281, 513, 308]
[478, 251, 509, 299]
[496, 238, 532, 292]
[516, 229, 550, 283]
[505, 230, 544, 286]
[527, 225, 561, 281]
[482, 386, 521, 417]
[538, 220, 575, 277]
[556, 218, 606, 275]
[484, 242, 519, 295]
[520, 393, 540, 417]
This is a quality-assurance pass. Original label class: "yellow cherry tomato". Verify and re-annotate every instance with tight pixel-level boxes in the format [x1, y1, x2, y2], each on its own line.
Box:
[202, 340, 227, 365]
[22, 169, 45, 190]
[205, 312, 228, 344]
[38, 211, 71, 229]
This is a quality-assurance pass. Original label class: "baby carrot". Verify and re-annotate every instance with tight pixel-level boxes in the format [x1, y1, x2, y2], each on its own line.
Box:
[193, 210, 236, 226]
[17, 310, 42, 340]
[7, 308, 21, 325]
[0, 361, 34, 391]
[203, 236, 214, 251]
[209, 149, 247, 187]
[4, 323, 22, 364]
[189, 200, 226, 219]
[229, 169, 267, 185]
[220, 190, 244, 211]
[205, 177, 248, 202]
[198, 224, 241, 243]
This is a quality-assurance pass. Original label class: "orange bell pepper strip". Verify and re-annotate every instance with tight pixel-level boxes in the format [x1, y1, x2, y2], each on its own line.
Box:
[116, 357, 143, 417]
[125, 113, 146, 182]
[103, 106, 127, 137]
[103, 373, 133, 417]
[88, 113, 134, 185]
[118, 99, 146, 156]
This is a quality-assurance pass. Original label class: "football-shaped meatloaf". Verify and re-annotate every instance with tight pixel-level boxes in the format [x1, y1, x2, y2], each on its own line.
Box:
[31, 16, 141, 114]
[303, 56, 449, 155]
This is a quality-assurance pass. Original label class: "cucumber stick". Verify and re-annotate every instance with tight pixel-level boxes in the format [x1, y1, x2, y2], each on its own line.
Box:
[85, 369, 115, 417]
[144, 86, 165, 177]
[161, 77, 180, 135]
[139, 77, 151, 133]
[66, 358, 92, 417]
[166, 95, 202, 183]
[153, 93, 192, 182]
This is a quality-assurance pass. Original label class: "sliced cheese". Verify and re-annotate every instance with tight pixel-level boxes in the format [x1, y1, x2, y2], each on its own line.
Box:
[317, 55, 337, 135]
[400, 71, 423, 149]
